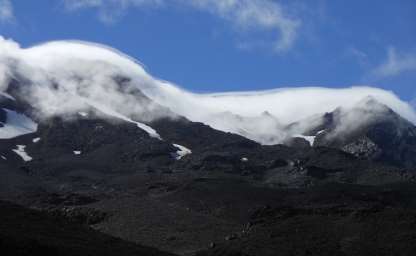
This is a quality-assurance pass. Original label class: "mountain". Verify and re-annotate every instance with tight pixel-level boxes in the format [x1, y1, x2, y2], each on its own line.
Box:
[1, 38, 416, 255]
[289, 97, 416, 168]
[1, 77, 416, 255]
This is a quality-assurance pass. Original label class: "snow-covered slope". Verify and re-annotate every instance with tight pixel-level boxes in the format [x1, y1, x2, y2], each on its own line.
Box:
[0, 109, 37, 139]
[85, 100, 161, 140]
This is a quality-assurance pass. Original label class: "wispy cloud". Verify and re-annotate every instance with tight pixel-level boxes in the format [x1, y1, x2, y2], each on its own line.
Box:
[63, 0, 301, 52]
[0, 0, 14, 23]
[63, 0, 164, 24]
[182, 0, 300, 52]
[346, 46, 369, 67]
[370, 47, 416, 79]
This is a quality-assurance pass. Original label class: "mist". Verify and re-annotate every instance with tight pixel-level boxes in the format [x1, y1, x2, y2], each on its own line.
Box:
[0, 36, 415, 144]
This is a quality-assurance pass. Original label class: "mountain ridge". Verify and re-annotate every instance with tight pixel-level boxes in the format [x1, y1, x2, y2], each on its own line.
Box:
[1, 37, 416, 256]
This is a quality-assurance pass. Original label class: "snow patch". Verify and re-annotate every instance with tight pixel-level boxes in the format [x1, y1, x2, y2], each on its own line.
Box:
[78, 112, 88, 117]
[134, 122, 161, 140]
[12, 145, 33, 162]
[172, 144, 192, 160]
[73, 151, 82, 155]
[0, 109, 38, 139]
[294, 135, 316, 146]
[85, 100, 162, 140]
[1, 155, 6, 160]
[0, 92, 15, 101]
[32, 137, 41, 143]
[241, 157, 249, 162]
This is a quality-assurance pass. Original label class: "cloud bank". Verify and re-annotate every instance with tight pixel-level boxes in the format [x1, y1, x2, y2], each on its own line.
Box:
[63, 0, 300, 52]
[0, 36, 415, 144]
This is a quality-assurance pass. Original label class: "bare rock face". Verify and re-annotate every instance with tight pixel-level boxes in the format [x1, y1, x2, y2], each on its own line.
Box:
[342, 136, 382, 159]
[0, 107, 6, 124]
[284, 137, 311, 149]
[309, 98, 416, 169]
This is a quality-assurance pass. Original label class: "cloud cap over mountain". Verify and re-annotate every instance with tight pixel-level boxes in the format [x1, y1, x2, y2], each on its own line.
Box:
[0, 36, 415, 144]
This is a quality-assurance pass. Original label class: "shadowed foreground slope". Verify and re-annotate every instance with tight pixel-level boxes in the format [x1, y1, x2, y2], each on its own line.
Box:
[0, 200, 176, 256]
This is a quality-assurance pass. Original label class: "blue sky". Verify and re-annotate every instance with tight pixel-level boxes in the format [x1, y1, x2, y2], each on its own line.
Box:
[0, 0, 415, 101]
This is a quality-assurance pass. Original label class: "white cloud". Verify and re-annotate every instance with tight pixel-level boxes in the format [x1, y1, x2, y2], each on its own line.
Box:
[347, 46, 369, 67]
[1, 37, 415, 145]
[0, 0, 14, 23]
[181, 0, 300, 52]
[370, 47, 416, 79]
[63, 0, 301, 52]
[63, 0, 164, 24]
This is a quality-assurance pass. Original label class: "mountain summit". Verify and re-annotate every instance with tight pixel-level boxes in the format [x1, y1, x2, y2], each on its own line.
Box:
[1, 37, 416, 256]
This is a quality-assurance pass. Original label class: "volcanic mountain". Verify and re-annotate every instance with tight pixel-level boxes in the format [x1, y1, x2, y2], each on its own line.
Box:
[1, 37, 416, 256]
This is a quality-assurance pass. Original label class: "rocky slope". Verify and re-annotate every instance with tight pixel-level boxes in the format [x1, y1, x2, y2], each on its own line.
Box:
[289, 97, 416, 169]
[0, 200, 176, 256]
[1, 79, 416, 255]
